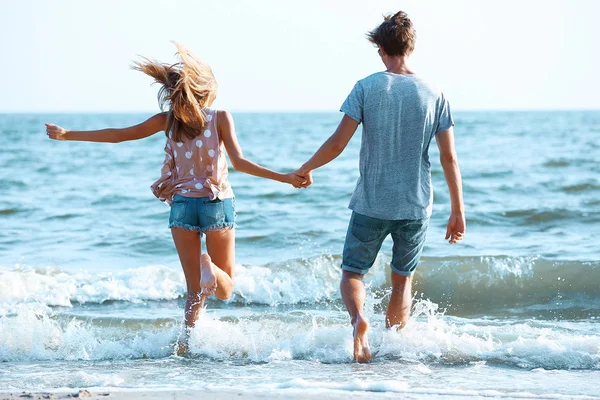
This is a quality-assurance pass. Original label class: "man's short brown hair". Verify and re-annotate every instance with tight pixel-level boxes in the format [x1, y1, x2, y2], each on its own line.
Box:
[367, 11, 416, 56]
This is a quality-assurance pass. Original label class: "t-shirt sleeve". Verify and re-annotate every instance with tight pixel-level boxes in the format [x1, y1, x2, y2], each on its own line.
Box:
[340, 82, 364, 123]
[436, 92, 454, 134]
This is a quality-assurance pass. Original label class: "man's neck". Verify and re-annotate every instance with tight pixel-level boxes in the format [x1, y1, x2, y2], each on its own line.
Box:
[384, 55, 415, 75]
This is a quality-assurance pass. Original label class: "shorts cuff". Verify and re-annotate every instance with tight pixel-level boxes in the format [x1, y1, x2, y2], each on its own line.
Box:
[341, 264, 368, 275]
[169, 222, 200, 232]
[200, 222, 237, 234]
[390, 265, 416, 277]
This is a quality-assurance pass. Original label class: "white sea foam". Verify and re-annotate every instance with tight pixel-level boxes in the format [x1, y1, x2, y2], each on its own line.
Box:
[175, 299, 600, 369]
[1, 255, 599, 319]
[258, 379, 596, 399]
[0, 264, 184, 312]
[0, 255, 387, 312]
[1, 300, 599, 370]
[273, 378, 409, 392]
[0, 304, 177, 362]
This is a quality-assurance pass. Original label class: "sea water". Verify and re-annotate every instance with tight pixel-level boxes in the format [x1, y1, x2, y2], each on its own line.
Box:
[1, 111, 599, 398]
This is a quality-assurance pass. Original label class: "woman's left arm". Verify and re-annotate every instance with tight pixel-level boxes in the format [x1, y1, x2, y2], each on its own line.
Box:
[46, 113, 167, 143]
[218, 110, 305, 187]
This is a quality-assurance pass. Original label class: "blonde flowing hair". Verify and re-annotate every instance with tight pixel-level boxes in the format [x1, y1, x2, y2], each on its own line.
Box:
[132, 42, 217, 142]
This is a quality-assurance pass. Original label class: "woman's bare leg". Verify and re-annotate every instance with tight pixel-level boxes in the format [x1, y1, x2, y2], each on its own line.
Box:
[171, 228, 206, 329]
[170, 227, 235, 355]
[204, 228, 235, 300]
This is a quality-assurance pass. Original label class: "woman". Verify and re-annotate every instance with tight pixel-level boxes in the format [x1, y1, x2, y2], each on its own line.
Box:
[46, 43, 305, 352]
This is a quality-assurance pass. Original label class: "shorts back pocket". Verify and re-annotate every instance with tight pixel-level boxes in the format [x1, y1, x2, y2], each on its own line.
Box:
[351, 212, 386, 243]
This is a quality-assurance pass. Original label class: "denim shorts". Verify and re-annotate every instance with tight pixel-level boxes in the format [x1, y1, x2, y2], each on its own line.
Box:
[342, 211, 429, 277]
[169, 194, 236, 235]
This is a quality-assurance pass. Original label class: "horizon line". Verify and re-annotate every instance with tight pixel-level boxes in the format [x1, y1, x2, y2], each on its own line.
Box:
[1, 108, 600, 114]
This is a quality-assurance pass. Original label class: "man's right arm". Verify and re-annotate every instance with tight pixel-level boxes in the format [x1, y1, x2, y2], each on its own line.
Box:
[436, 127, 465, 244]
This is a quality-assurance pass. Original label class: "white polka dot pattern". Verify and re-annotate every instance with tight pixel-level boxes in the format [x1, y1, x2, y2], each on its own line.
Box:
[151, 108, 232, 204]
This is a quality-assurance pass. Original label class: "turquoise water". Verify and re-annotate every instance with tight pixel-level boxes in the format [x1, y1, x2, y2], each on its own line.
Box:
[1, 111, 599, 398]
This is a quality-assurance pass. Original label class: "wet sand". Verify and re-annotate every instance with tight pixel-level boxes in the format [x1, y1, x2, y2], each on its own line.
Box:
[0, 390, 407, 400]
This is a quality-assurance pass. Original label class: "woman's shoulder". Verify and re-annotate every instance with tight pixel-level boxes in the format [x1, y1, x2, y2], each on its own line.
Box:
[212, 109, 232, 119]
[213, 109, 234, 127]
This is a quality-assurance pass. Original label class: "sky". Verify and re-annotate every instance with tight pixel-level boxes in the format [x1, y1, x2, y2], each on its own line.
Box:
[1, 0, 599, 112]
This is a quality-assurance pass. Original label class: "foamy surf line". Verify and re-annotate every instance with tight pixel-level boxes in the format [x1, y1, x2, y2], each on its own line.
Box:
[2, 381, 598, 400]
[0, 255, 377, 310]
[1, 255, 599, 314]
[262, 379, 600, 399]
[1, 302, 599, 369]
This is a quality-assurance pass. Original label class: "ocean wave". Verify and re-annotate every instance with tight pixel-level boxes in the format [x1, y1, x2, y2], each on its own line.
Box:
[0, 304, 176, 362]
[501, 208, 595, 224]
[417, 256, 600, 318]
[560, 182, 600, 193]
[266, 379, 597, 399]
[1, 301, 598, 370]
[0, 265, 185, 311]
[0, 255, 383, 311]
[0, 208, 21, 216]
[1, 256, 599, 318]
[462, 208, 600, 227]
[0, 256, 372, 311]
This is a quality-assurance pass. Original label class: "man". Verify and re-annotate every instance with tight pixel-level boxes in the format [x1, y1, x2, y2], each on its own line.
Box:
[295, 11, 465, 363]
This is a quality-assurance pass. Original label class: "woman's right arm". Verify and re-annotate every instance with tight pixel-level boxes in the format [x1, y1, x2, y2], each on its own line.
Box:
[217, 110, 305, 187]
[46, 113, 168, 143]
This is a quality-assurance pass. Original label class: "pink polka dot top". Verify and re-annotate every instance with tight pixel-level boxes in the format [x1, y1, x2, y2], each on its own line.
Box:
[151, 108, 234, 205]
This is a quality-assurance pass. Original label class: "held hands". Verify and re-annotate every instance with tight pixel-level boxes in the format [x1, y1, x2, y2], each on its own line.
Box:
[282, 166, 313, 189]
[291, 166, 313, 189]
[45, 123, 68, 140]
[446, 212, 466, 244]
[283, 172, 308, 188]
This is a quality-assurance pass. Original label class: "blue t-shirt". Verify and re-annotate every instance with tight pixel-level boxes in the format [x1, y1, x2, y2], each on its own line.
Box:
[340, 72, 453, 220]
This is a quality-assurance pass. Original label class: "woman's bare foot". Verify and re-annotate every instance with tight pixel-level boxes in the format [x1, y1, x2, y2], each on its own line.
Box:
[353, 315, 371, 363]
[176, 341, 188, 356]
[176, 331, 189, 356]
[200, 253, 218, 296]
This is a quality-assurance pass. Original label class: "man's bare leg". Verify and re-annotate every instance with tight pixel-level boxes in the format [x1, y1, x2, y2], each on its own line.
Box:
[340, 270, 371, 363]
[386, 272, 413, 329]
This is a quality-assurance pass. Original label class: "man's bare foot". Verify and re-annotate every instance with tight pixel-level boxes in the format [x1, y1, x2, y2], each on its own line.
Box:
[386, 318, 409, 331]
[200, 253, 218, 296]
[353, 316, 371, 363]
[395, 320, 408, 331]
